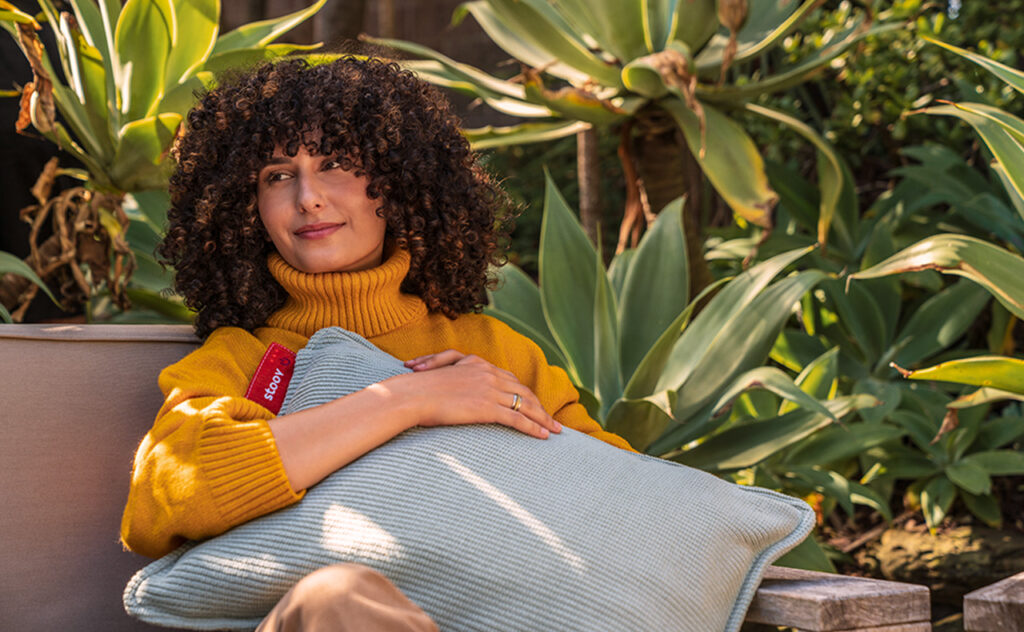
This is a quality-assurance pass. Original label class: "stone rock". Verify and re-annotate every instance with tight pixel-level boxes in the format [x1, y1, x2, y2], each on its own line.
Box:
[857, 525, 1024, 602]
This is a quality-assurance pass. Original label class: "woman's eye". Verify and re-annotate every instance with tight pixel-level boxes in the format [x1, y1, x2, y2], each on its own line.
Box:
[323, 159, 343, 170]
[264, 171, 290, 183]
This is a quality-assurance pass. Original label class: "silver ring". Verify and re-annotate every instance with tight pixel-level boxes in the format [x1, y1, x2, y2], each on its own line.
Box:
[510, 393, 522, 412]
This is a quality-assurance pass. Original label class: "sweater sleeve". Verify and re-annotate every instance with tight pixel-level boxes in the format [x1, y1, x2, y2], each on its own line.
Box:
[487, 319, 637, 453]
[120, 328, 303, 559]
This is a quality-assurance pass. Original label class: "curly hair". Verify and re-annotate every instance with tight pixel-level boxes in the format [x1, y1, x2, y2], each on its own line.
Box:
[161, 56, 512, 338]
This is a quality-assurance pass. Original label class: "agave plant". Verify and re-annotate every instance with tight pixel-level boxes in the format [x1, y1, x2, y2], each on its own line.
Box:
[850, 41, 1024, 418]
[488, 174, 876, 466]
[374, 0, 899, 284]
[0, 0, 325, 321]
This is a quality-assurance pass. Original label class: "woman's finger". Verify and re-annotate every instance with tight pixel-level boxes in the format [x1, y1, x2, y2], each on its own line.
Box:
[404, 349, 466, 371]
[502, 390, 561, 435]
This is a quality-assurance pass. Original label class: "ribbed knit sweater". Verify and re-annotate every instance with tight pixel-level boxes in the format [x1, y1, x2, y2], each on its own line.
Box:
[121, 248, 633, 558]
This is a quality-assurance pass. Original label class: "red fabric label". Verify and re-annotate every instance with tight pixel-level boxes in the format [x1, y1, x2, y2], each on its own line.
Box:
[244, 342, 297, 415]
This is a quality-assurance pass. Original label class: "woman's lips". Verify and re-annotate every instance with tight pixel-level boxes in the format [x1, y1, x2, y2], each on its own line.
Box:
[294, 222, 343, 239]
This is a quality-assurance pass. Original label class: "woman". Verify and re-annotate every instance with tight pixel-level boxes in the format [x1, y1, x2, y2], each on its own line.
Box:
[120, 56, 632, 630]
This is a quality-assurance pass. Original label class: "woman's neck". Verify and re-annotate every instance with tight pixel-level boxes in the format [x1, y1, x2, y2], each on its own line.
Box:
[265, 248, 427, 338]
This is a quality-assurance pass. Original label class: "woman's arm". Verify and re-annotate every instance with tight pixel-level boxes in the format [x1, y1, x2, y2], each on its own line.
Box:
[269, 353, 561, 493]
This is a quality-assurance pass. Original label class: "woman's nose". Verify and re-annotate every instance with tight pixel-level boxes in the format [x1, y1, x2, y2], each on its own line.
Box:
[297, 175, 326, 213]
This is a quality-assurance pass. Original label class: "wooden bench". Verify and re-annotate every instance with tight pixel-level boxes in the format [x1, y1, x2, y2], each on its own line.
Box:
[743, 566, 931, 631]
[964, 571, 1024, 631]
[0, 324, 933, 631]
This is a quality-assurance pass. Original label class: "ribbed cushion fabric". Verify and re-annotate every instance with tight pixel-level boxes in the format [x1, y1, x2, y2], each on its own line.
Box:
[124, 327, 814, 631]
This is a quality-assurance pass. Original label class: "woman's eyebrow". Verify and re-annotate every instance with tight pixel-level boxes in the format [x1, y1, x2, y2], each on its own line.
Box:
[262, 157, 292, 167]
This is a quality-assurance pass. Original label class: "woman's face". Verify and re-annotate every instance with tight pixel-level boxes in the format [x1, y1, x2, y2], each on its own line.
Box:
[257, 145, 387, 274]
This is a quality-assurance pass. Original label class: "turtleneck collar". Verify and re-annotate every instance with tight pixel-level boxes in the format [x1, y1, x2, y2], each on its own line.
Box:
[266, 247, 428, 338]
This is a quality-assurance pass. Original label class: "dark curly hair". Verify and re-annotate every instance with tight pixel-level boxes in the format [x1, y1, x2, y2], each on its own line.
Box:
[161, 56, 512, 338]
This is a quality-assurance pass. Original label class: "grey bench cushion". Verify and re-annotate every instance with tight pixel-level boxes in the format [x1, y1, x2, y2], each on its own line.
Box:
[124, 327, 814, 631]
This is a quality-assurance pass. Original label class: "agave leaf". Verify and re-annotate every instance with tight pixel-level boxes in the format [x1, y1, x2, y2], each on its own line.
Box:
[487, 263, 549, 341]
[643, 0, 680, 53]
[821, 279, 887, 363]
[522, 75, 628, 126]
[662, 98, 778, 229]
[51, 74, 110, 165]
[622, 276, 729, 400]
[669, 394, 876, 471]
[961, 489, 1003, 528]
[531, 0, 646, 62]
[924, 36, 1024, 96]
[774, 534, 836, 573]
[162, 0, 218, 90]
[655, 246, 812, 393]
[607, 248, 636, 299]
[770, 329, 828, 374]
[67, 0, 106, 50]
[991, 162, 1024, 222]
[594, 244, 622, 417]
[51, 120, 112, 189]
[945, 461, 991, 496]
[921, 103, 1024, 206]
[784, 422, 904, 468]
[712, 366, 837, 423]
[700, 21, 901, 101]
[0, 250, 59, 309]
[617, 197, 688, 380]
[785, 467, 892, 521]
[60, 14, 115, 159]
[483, 306, 571, 376]
[920, 476, 955, 532]
[620, 53, 670, 99]
[850, 234, 1024, 320]
[962, 450, 1024, 476]
[370, 37, 526, 100]
[201, 42, 321, 75]
[156, 71, 213, 117]
[948, 387, 1024, 410]
[975, 415, 1024, 451]
[669, 0, 716, 52]
[894, 356, 1024, 395]
[538, 171, 600, 391]
[458, 0, 621, 87]
[888, 280, 991, 368]
[212, 0, 325, 54]
[0, 2, 39, 26]
[464, 121, 587, 149]
[745, 104, 842, 246]
[694, 0, 820, 73]
[671, 270, 830, 424]
[115, 0, 173, 120]
[604, 393, 676, 447]
[110, 112, 181, 190]
[779, 347, 838, 416]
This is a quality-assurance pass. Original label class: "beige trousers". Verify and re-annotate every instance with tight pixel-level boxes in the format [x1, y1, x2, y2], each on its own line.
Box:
[256, 564, 439, 632]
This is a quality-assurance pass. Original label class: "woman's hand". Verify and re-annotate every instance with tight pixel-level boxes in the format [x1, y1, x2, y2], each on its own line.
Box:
[398, 350, 562, 439]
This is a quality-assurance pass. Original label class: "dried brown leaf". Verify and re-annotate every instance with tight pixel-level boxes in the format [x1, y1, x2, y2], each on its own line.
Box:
[15, 23, 54, 133]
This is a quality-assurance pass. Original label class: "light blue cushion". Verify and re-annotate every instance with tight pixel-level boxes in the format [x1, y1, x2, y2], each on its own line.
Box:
[124, 327, 813, 631]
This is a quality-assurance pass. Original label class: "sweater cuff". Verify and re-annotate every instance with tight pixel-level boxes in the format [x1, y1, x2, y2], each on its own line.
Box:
[197, 418, 303, 526]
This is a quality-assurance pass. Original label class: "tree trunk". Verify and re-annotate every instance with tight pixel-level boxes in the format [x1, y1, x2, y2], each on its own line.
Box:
[576, 127, 601, 248]
[314, 0, 367, 46]
[632, 108, 713, 298]
[377, 0, 396, 38]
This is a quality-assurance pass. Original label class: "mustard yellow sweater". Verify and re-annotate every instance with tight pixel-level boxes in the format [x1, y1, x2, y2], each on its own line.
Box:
[121, 248, 633, 558]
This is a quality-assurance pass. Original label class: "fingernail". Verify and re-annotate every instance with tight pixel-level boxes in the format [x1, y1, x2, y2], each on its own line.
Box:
[540, 428, 549, 438]
[554, 421, 562, 432]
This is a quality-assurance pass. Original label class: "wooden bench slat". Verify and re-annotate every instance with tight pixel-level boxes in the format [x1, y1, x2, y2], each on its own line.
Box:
[964, 571, 1024, 632]
[744, 566, 931, 632]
